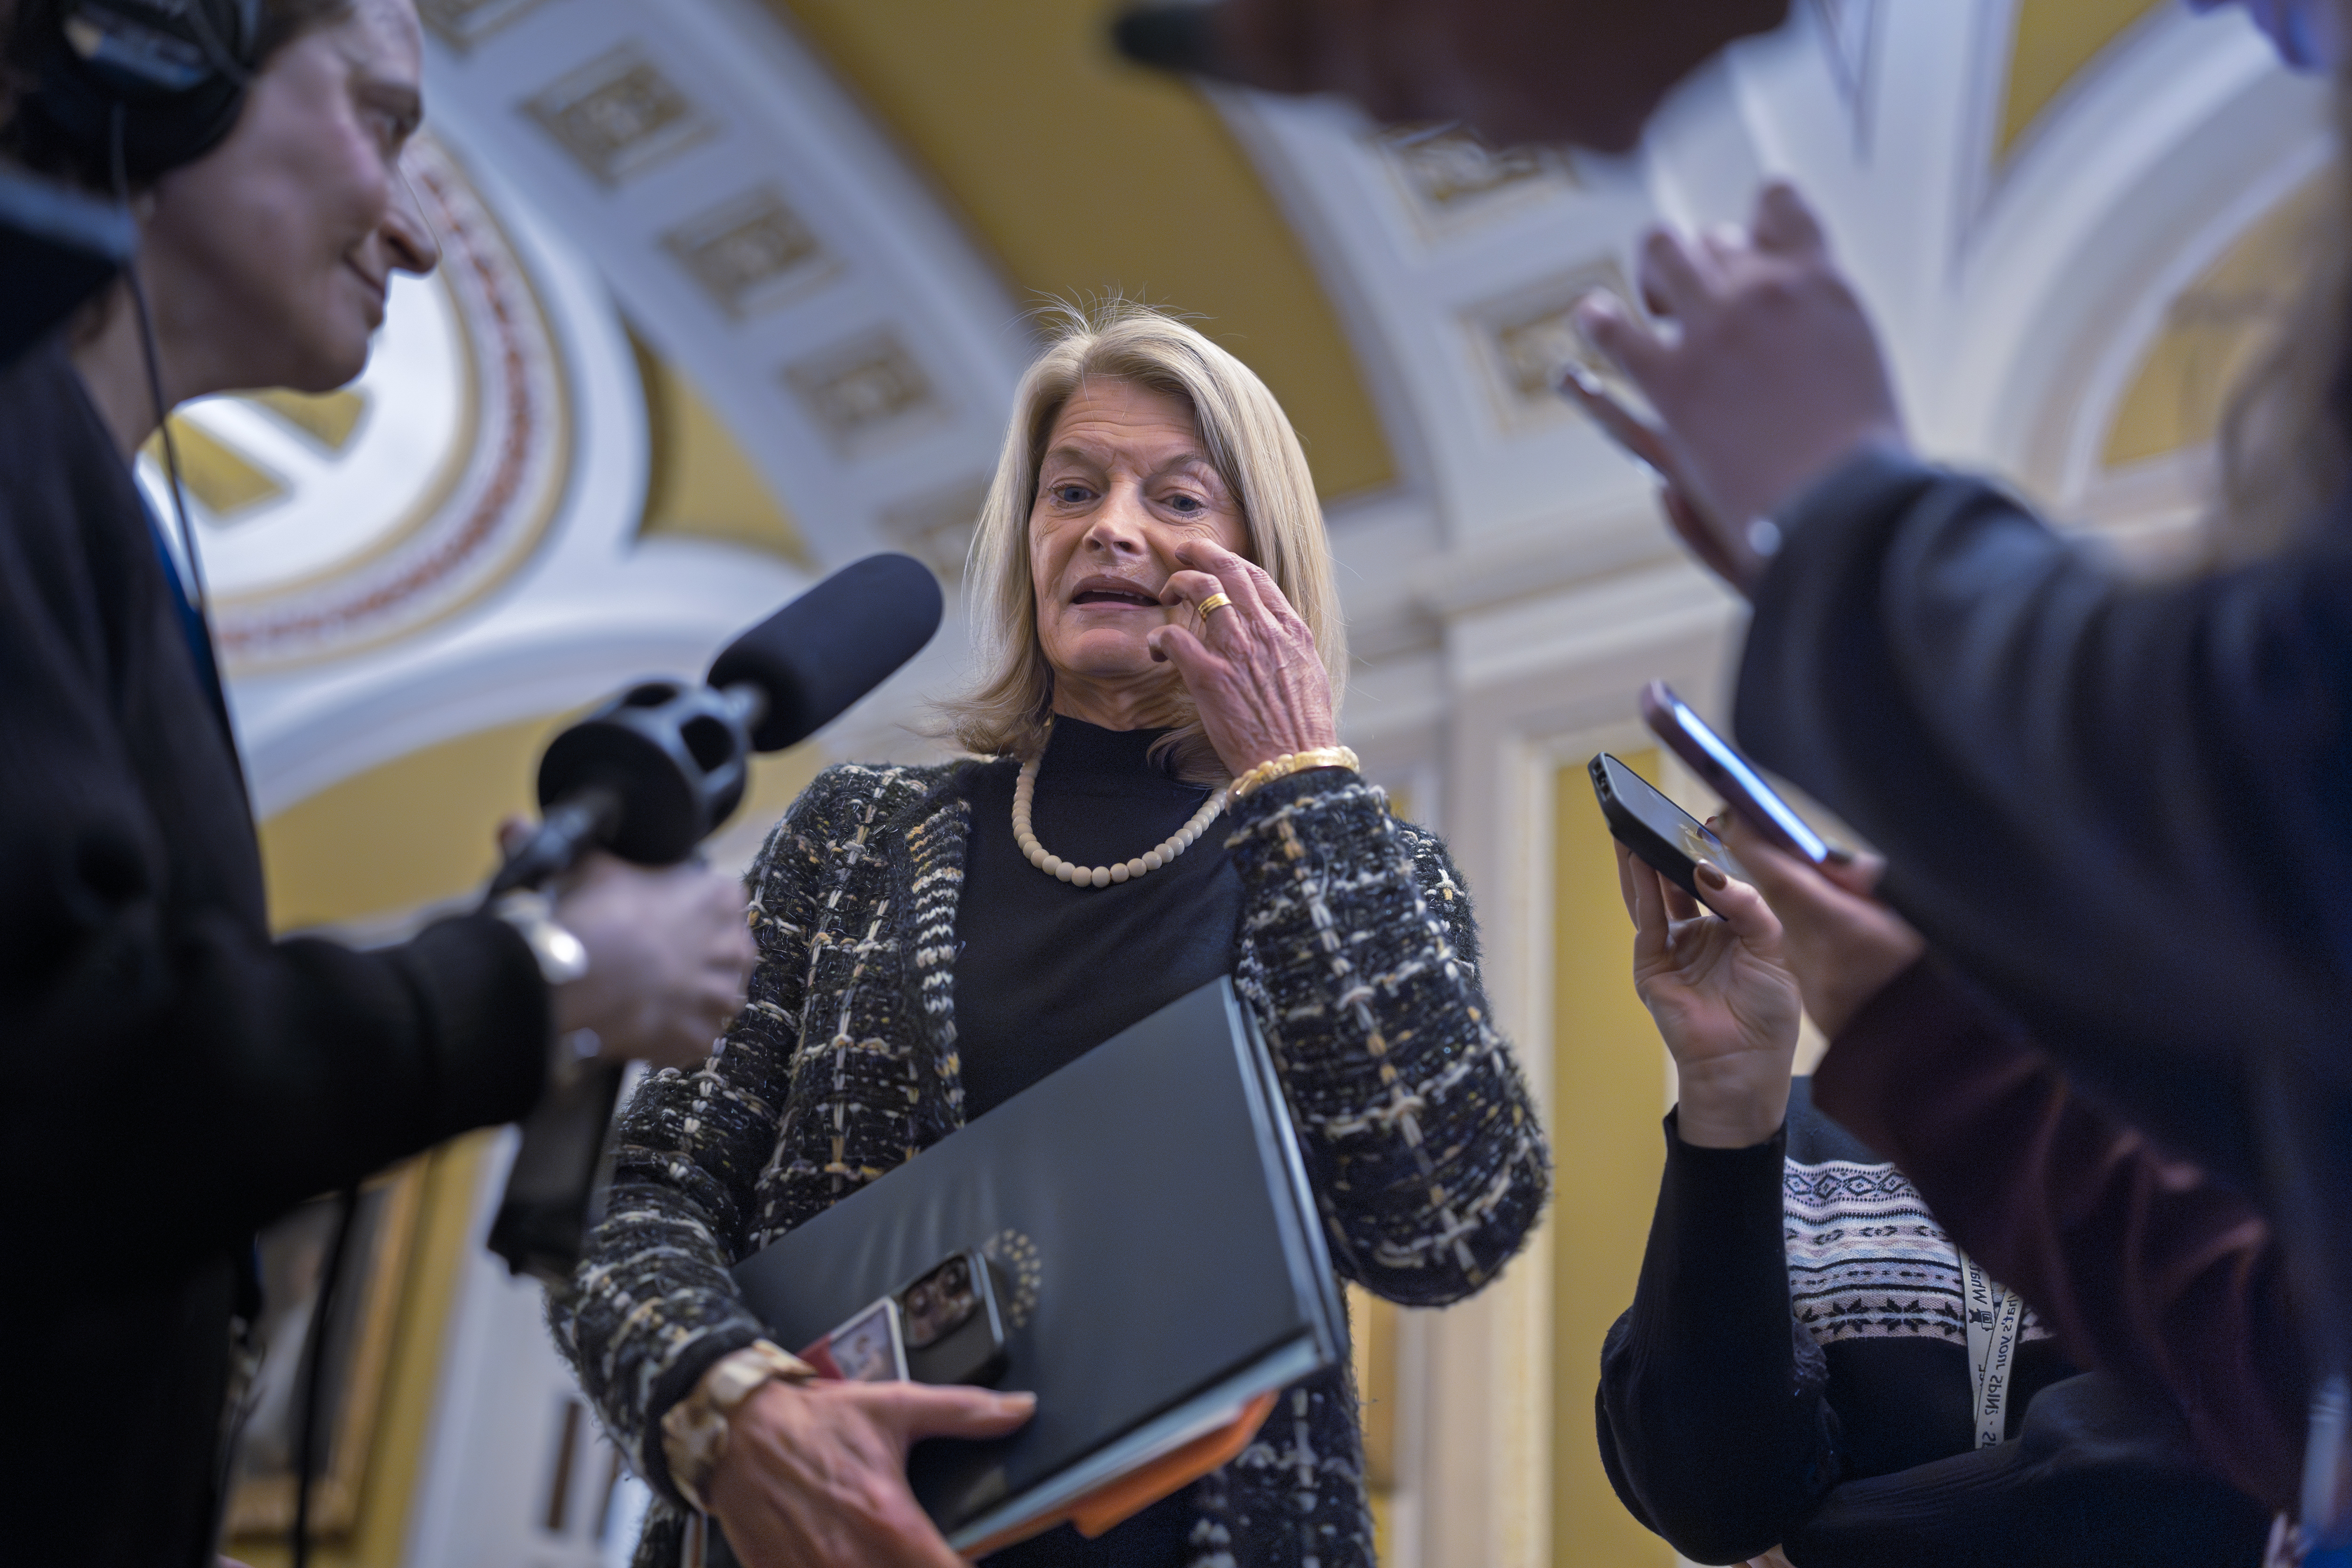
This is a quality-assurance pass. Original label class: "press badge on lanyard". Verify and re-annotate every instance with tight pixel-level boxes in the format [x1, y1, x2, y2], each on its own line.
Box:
[1958, 1249, 2025, 1448]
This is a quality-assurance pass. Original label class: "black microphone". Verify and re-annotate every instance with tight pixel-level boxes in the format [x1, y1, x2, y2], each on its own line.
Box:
[486, 552, 945, 899]
[485, 552, 942, 1282]
[0, 161, 137, 369]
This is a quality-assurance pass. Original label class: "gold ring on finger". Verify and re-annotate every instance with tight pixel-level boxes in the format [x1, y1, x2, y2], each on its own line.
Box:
[1198, 592, 1235, 620]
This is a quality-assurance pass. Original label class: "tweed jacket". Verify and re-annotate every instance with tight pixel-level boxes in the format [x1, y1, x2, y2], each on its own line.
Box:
[558, 758, 1551, 1568]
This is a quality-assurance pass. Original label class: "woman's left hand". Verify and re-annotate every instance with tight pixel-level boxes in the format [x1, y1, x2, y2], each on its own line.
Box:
[1148, 538, 1338, 778]
[1618, 839, 1804, 1148]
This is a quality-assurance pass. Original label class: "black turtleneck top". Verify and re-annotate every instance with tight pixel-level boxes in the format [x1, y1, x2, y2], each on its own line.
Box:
[952, 717, 1245, 1121]
[952, 718, 1246, 1567]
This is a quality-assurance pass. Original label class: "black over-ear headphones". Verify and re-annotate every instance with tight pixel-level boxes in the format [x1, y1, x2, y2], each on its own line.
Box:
[24, 0, 263, 183]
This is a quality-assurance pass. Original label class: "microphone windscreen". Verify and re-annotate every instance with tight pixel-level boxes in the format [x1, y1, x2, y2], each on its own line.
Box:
[708, 553, 944, 752]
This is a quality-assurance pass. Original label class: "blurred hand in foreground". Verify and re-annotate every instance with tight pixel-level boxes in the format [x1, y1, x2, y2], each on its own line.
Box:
[1617, 839, 1802, 1148]
[1714, 814, 1925, 1038]
[1571, 182, 1908, 592]
[710, 1379, 1036, 1568]
[1111, 0, 1791, 154]
[501, 819, 757, 1069]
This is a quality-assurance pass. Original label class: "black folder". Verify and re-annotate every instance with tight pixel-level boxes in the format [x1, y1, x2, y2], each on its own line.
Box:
[729, 976, 1348, 1549]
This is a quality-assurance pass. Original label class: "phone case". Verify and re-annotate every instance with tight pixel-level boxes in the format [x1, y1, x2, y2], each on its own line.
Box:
[1588, 752, 1748, 900]
[1637, 681, 1829, 864]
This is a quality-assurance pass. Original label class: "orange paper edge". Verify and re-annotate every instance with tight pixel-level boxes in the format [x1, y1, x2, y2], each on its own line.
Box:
[961, 1393, 1280, 1558]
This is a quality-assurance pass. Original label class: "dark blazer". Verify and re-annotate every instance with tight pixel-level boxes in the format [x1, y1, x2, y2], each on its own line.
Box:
[1733, 447, 2352, 1216]
[0, 337, 550, 1568]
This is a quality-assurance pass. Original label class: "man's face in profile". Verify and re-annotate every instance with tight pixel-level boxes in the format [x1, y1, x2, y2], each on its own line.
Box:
[143, 0, 438, 394]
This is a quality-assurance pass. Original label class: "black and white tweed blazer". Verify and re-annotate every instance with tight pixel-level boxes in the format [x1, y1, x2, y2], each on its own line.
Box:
[558, 759, 1551, 1568]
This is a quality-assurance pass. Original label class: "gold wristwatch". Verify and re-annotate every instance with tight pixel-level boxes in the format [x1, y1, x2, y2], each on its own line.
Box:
[660, 1340, 820, 1512]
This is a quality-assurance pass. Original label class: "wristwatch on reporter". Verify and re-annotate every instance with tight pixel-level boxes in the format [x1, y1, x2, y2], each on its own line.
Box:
[661, 1340, 821, 1512]
[490, 888, 601, 1085]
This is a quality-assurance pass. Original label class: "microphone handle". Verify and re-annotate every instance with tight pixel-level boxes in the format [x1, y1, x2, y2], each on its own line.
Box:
[484, 784, 622, 902]
[489, 1060, 629, 1285]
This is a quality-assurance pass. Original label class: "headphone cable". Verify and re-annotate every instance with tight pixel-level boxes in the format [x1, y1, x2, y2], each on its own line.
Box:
[108, 103, 211, 623]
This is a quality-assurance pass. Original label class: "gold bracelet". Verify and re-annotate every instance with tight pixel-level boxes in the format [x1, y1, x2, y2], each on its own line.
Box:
[1230, 746, 1360, 801]
[660, 1339, 819, 1512]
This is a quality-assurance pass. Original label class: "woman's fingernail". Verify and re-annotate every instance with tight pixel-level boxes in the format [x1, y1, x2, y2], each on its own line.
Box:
[1694, 862, 1727, 889]
[1823, 844, 1854, 865]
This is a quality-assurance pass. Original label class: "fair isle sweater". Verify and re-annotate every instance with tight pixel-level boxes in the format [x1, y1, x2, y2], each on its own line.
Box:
[556, 759, 1551, 1568]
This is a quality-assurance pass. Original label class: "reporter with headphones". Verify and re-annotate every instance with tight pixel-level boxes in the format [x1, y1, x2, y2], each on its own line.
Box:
[0, 3, 758, 1564]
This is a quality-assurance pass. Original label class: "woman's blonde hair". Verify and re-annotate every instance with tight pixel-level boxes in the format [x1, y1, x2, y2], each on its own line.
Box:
[942, 299, 1346, 779]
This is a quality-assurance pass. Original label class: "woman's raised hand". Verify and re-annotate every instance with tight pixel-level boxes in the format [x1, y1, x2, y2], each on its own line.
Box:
[1616, 838, 1803, 1149]
[1147, 537, 1338, 779]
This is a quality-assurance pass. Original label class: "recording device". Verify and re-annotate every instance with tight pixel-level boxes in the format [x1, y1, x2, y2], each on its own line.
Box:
[487, 553, 946, 1283]
[1589, 751, 1748, 902]
[1638, 681, 1831, 864]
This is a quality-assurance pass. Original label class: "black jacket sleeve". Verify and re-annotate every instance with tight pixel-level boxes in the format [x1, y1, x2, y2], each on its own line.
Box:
[1733, 447, 2352, 1193]
[0, 341, 550, 1277]
[1596, 1112, 1840, 1564]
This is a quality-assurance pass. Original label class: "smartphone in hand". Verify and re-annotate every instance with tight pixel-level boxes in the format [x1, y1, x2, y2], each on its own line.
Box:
[1638, 681, 1830, 865]
[1589, 752, 1748, 903]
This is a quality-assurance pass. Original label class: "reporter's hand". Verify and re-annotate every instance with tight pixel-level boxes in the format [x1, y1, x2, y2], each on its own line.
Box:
[1713, 815, 1926, 1038]
[496, 819, 758, 1070]
[1573, 182, 1908, 591]
[1617, 840, 1802, 1148]
[707, 1379, 1036, 1568]
[551, 851, 756, 1069]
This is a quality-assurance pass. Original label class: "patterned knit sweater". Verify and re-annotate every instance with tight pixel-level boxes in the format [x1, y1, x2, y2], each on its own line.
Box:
[556, 759, 1551, 1568]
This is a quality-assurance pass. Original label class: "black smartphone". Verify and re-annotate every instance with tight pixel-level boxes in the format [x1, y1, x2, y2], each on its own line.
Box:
[898, 1250, 1010, 1387]
[1637, 681, 1831, 865]
[1589, 752, 1748, 901]
[799, 1248, 1011, 1387]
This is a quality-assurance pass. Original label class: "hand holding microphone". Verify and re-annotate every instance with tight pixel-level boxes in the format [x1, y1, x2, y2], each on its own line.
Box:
[496, 819, 756, 1071]
[490, 552, 945, 1281]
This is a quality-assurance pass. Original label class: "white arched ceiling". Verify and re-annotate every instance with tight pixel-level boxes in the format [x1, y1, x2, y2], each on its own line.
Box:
[418, 0, 1032, 569]
[219, 0, 2331, 812]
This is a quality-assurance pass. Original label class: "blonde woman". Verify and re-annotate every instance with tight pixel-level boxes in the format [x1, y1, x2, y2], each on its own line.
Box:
[560, 302, 1550, 1568]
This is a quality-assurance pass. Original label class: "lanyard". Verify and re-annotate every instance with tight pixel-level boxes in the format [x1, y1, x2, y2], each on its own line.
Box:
[1959, 1249, 2026, 1449]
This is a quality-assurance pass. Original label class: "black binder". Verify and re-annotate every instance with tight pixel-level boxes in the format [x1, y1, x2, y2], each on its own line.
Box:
[729, 976, 1348, 1549]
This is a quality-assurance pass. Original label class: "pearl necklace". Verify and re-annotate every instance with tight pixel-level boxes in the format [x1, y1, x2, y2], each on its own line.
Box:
[1013, 752, 1229, 888]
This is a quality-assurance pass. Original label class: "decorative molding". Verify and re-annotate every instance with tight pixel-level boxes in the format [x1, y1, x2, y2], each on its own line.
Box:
[417, 0, 557, 50]
[1374, 125, 1579, 235]
[781, 329, 946, 453]
[659, 185, 834, 317]
[1463, 260, 1640, 430]
[524, 44, 721, 186]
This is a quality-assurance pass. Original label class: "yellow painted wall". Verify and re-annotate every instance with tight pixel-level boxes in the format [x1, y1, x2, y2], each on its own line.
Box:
[1999, 0, 2166, 159]
[630, 327, 814, 567]
[766, 0, 1395, 501]
[1550, 751, 1677, 1568]
[2103, 170, 2329, 468]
